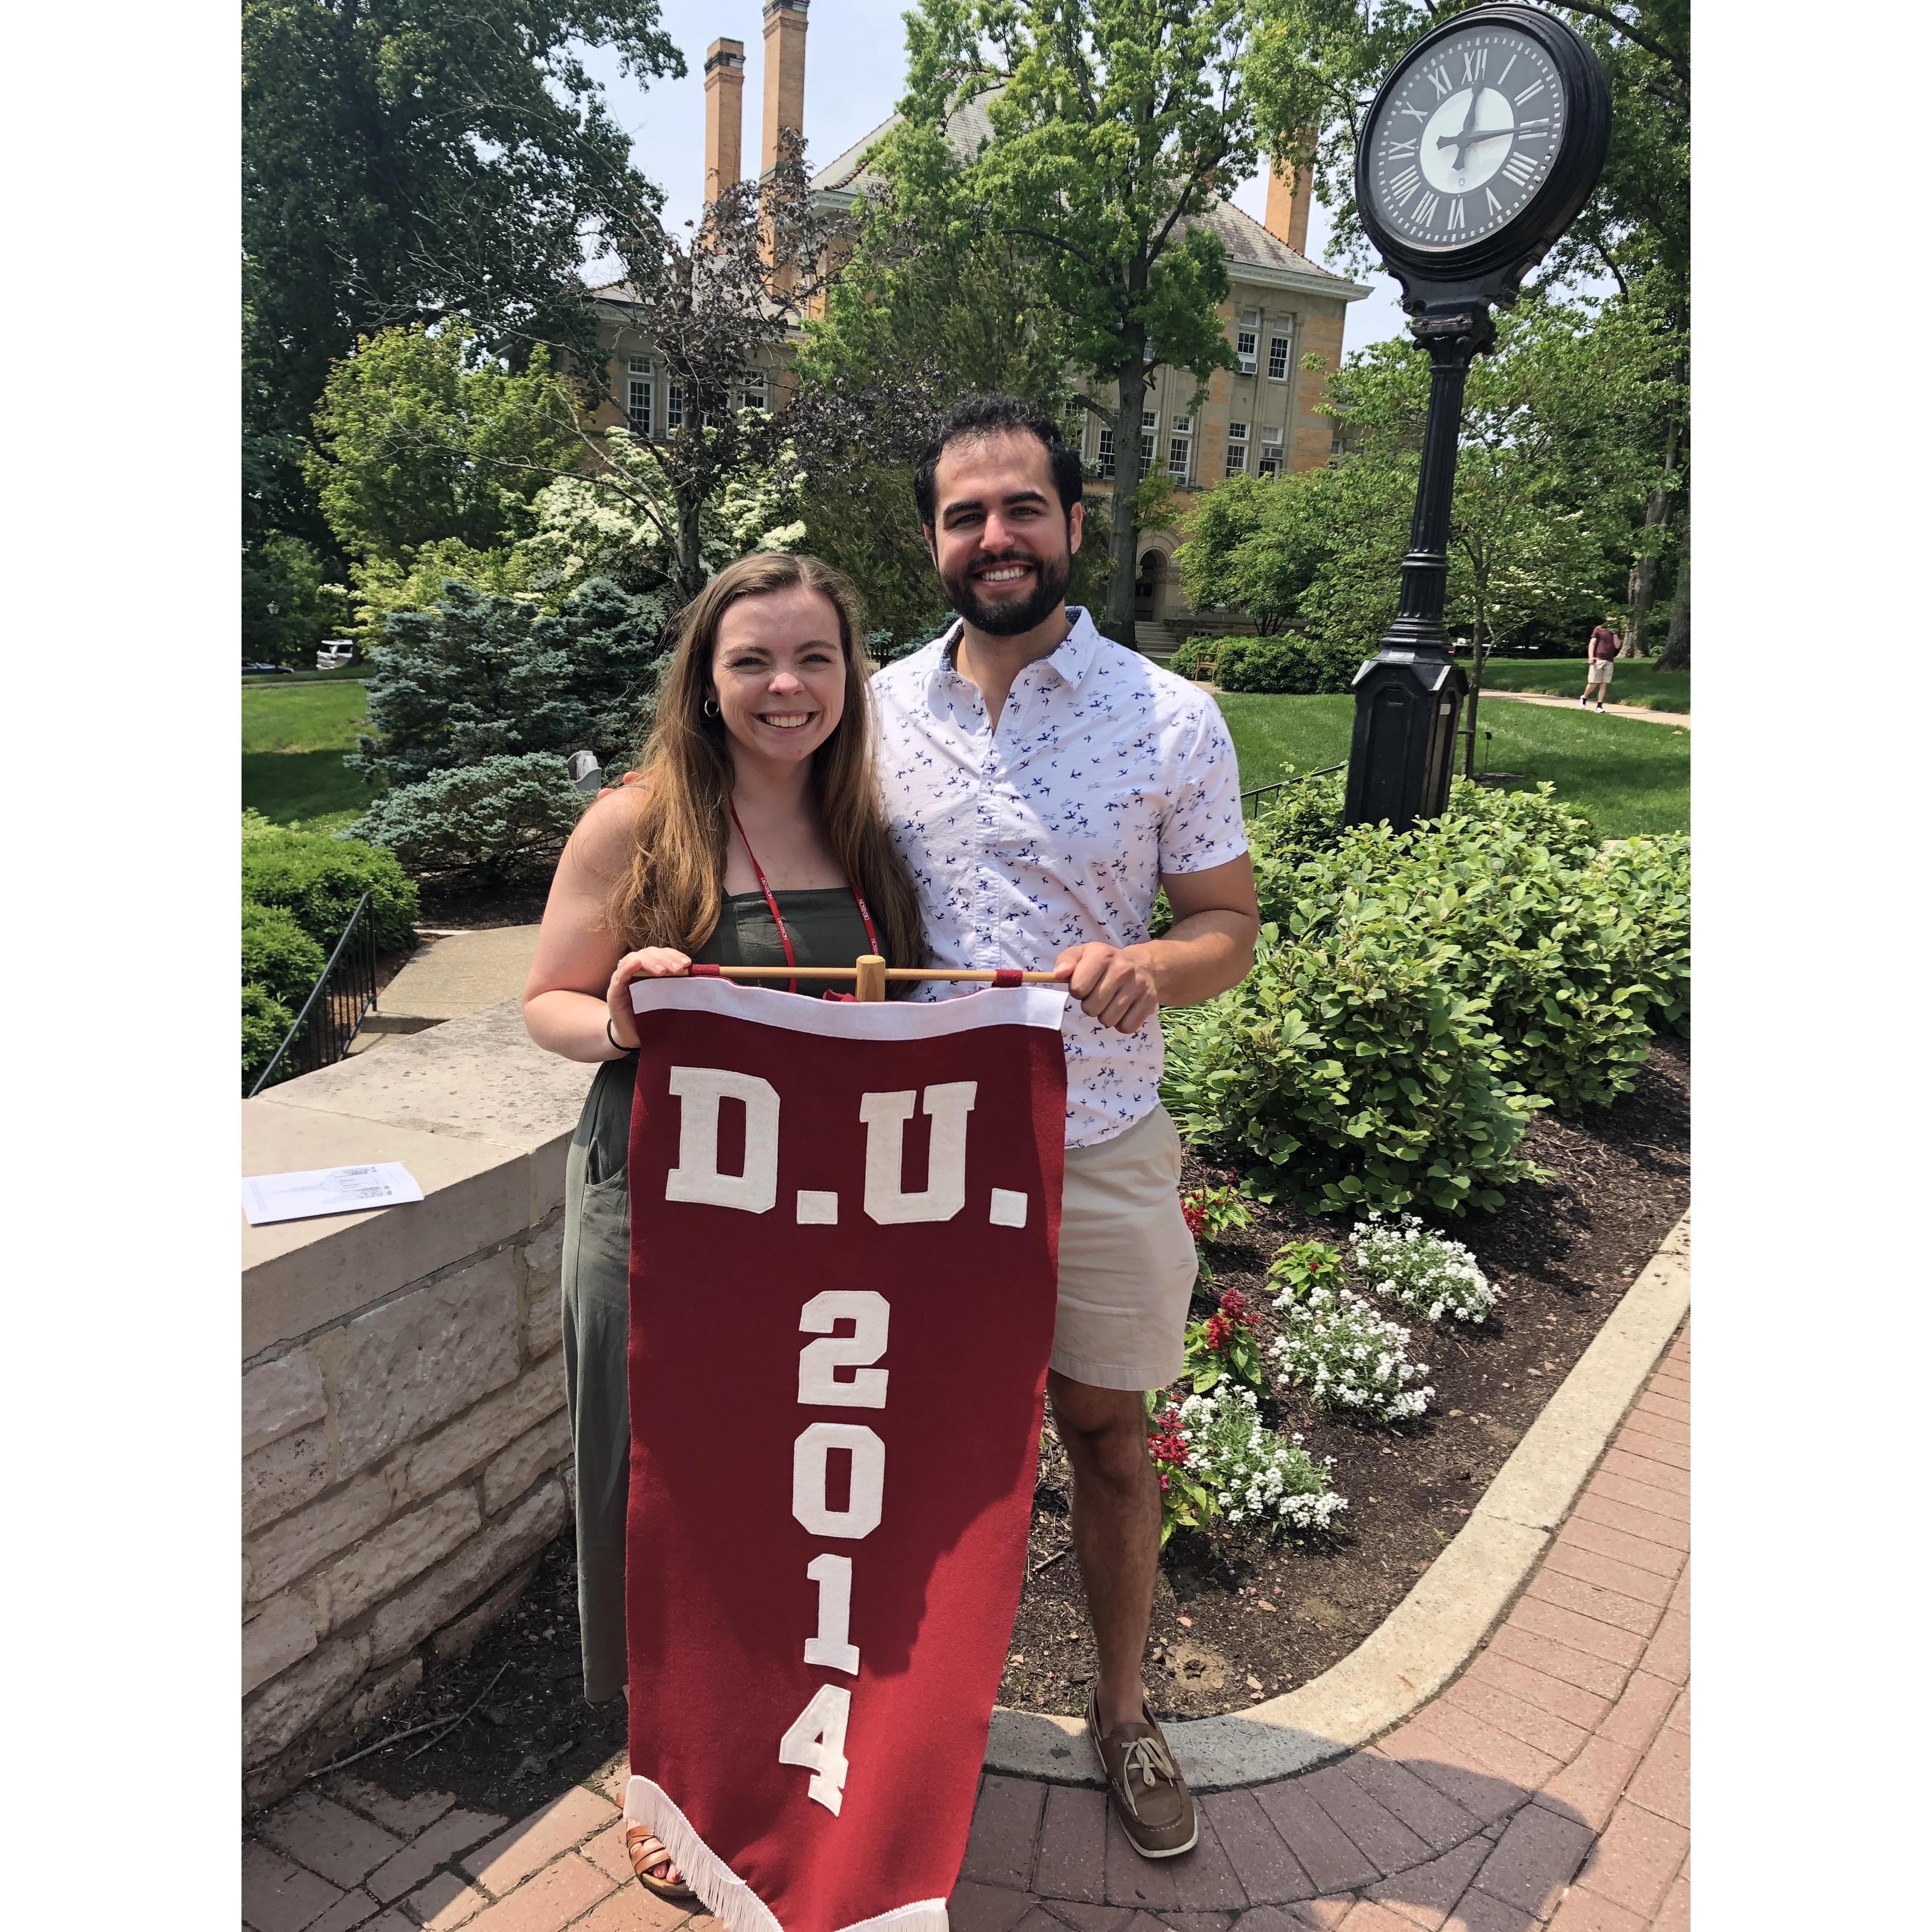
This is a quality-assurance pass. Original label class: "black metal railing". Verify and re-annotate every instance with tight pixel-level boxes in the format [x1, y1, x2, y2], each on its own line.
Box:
[248, 892, 380, 1096]
[1240, 763, 1346, 817]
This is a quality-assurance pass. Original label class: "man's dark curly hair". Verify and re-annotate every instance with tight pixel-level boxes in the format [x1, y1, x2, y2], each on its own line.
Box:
[913, 393, 1086, 534]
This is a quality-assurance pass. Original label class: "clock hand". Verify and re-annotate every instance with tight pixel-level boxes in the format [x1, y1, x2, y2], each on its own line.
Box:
[1437, 126, 1515, 165]
[1444, 84, 1482, 167]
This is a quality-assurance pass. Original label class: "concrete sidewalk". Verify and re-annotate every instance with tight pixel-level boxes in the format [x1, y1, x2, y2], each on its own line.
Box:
[355, 928, 542, 1052]
[242, 1331, 1689, 1932]
[1477, 690, 1692, 729]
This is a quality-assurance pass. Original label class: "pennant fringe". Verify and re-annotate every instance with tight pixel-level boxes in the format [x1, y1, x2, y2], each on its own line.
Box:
[622, 1777, 949, 1932]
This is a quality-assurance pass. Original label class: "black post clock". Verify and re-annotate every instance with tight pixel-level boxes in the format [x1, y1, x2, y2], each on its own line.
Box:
[1341, 3, 1610, 831]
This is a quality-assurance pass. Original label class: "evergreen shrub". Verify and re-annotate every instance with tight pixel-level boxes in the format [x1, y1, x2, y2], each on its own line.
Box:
[351, 752, 585, 879]
[242, 983, 296, 1092]
[1167, 636, 1226, 681]
[350, 576, 669, 787]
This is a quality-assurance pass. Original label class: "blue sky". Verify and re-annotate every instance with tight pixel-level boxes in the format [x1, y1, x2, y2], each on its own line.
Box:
[575, 0, 1416, 354]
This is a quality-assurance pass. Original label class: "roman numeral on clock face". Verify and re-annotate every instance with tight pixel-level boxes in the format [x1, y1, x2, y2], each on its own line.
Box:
[1399, 104, 1428, 123]
[1497, 53, 1518, 85]
[1446, 197, 1466, 231]
[1501, 149, 1539, 187]
[1386, 165, 1422, 202]
[1461, 47, 1487, 84]
[1414, 191, 1441, 227]
[1425, 62, 1453, 98]
[1515, 79, 1545, 106]
[1386, 137, 1418, 158]
[1485, 186, 1504, 216]
[1518, 117, 1551, 135]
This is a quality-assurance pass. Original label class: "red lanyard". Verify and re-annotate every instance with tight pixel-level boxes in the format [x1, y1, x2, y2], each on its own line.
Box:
[726, 798, 880, 996]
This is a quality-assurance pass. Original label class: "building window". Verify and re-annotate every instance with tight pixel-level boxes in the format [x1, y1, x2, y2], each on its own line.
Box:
[1140, 408, 1157, 469]
[1258, 426, 1284, 477]
[1096, 426, 1116, 479]
[1329, 423, 1348, 467]
[625, 356, 654, 437]
[1167, 417, 1193, 483]
[740, 374, 769, 412]
[1226, 422, 1249, 477]
[1235, 310, 1258, 376]
[665, 382, 684, 431]
[1267, 330, 1293, 381]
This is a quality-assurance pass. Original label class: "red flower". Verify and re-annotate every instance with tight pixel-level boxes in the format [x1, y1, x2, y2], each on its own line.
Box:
[1181, 1199, 1208, 1239]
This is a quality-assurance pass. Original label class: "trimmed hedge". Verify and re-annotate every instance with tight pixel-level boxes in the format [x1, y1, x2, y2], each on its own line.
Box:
[350, 752, 585, 880]
[243, 982, 296, 1092]
[242, 902, 328, 1015]
[242, 826, 419, 953]
[1163, 778, 1690, 1213]
[1167, 636, 1227, 681]
[1216, 634, 1365, 695]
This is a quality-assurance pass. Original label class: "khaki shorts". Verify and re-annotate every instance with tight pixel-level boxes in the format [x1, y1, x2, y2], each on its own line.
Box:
[1586, 657, 1615, 684]
[1051, 1104, 1198, 1392]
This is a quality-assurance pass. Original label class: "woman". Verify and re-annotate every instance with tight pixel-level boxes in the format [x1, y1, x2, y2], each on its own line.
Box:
[521, 552, 924, 1897]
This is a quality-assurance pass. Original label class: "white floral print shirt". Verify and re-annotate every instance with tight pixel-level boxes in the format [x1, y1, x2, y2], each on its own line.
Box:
[870, 606, 1248, 1148]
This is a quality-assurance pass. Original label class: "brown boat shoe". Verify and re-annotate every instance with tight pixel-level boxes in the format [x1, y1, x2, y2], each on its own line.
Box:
[1086, 1689, 1198, 1858]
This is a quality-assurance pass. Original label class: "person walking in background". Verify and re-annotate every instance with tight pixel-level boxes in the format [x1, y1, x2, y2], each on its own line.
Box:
[1581, 613, 1622, 711]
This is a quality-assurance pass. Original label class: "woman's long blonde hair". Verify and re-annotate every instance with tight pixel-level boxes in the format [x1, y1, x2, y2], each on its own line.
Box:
[605, 552, 925, 979]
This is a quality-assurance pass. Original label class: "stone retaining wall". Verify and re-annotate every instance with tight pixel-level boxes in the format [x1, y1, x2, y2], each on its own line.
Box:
[242, 1001, 598, 1808]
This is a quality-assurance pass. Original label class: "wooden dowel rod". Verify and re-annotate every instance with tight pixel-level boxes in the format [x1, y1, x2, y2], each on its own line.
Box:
[695, 965, 1065, 985]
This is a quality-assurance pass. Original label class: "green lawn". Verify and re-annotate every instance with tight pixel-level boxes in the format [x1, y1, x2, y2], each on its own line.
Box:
[1469, 656, 1690, 713]
[242, 681, 377, 828]
[242, 664, 369, 687]
[1216, 692, 1689, 840]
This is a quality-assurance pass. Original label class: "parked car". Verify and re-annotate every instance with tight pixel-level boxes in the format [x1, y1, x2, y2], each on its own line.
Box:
[316, 640, 356, 670]
[242, 660, 293, 675]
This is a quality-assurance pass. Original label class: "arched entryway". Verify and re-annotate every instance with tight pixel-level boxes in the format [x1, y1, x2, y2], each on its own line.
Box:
[1133, 549, 1166, 621]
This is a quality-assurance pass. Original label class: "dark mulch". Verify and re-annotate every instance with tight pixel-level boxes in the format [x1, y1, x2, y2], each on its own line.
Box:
[1003, 1034, 1689, 1720]
[414, 871, 557, 932]
[293, 1036, 1686, 1820]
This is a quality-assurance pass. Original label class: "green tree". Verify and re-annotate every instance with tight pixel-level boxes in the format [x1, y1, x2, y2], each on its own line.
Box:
[306, 322, 585, 569]
[242, 0, 681, 570]
[897, 0, 1262, 643]
[1244, 1, 1690, 663]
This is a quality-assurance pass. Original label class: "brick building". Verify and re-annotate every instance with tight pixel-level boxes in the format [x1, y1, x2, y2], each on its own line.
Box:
[587, 0, 1371, 650]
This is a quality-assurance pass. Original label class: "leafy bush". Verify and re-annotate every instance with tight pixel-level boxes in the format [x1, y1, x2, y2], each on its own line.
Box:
[1180, 1181, 1252, 1241]
[242, 902, 328, 1014]
[1270, 1283, 1435, 1423]
[243, 983, 296, 1092]
[1182, 1288, 1268, 1395]
[864, 621, 952, 667]
[1602, 834, 1690, 1034]
[349, 576, 670, 787]
[1167, 636, 1226, 681]
[1350, 1212, 1496, 1325]
[1265, 1239, 1349, 1306]
[242, 826, 419, 953]
[351, 752, 585, 879]
[1162, 902, 1543, 1216]
[1216, 633, 1364, 695]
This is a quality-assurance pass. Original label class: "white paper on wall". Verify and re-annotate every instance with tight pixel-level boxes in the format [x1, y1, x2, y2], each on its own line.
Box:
[241, 1162, 425, 1226]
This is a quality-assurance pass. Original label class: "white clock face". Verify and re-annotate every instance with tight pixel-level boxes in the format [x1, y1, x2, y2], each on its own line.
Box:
[1365, 23, 1566, 253]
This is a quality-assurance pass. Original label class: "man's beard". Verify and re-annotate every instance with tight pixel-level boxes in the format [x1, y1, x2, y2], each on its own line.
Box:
[940, 546, 1073, 638]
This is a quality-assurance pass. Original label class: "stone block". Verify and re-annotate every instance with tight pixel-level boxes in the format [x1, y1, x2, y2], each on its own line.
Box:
[247, 1472, 393, 1605]
[244, 1590, 322, 1695]
[244, 1348, 326, 1455]
[345, 1654, 423, 1731]
[369, 1477, 569, 1666]
[399, 1358, 567, 1503]
[243, 1099, 532, 1357]
[484, 1411, 574, 1516]
[244, 1425, 333, 1536]
[334, 1252, 521, 1478]
[430, 1559, 540, 1662]
[244, 1636, 368, 1769]
[523, 1276, 563, 1362]
[319, 1488, 483, 1630]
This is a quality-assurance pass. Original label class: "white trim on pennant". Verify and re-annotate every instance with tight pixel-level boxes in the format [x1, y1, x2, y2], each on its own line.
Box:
[621, 1776, 949, 1932]
[632, 977, 1067, 1039]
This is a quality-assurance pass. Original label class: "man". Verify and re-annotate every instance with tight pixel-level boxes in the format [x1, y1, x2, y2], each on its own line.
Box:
[871, 394, 1260, 1860]
[1581, 614, 1621, 711]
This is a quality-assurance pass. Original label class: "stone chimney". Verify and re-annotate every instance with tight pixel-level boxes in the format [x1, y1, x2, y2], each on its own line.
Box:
[1263, 144, 1314, 256]
[704, 37, 746, 204]
[761, 0, 809, 177]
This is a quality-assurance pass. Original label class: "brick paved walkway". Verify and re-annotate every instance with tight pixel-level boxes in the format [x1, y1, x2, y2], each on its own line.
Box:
[244, 1329, 1688, 1932]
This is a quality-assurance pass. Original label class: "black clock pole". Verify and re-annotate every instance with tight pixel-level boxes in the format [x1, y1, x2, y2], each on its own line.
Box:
[1340, 0, 1611, 833]
[1342, 301, 1495, 830]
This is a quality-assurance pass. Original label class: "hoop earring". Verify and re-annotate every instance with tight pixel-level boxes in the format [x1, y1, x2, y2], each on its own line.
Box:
[702, 698, 719, 718]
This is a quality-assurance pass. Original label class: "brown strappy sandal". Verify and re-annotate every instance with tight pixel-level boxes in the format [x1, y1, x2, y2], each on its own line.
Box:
[625, 1824, 698, 1902]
